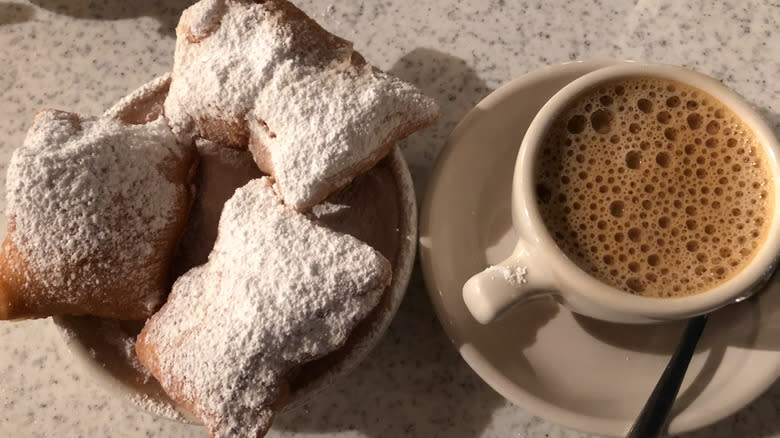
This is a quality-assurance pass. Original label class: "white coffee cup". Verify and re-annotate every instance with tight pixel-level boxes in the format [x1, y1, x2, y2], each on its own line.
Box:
[463, 63, 780, 324]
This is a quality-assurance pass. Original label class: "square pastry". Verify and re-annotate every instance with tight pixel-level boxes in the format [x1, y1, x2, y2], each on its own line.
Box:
[0, 110, 197, 320]
[136, 177, 391, 437]
[164, 0, 439, 210]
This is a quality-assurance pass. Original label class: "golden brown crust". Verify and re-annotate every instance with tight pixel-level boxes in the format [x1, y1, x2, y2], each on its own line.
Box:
[0, 229, 170, 320]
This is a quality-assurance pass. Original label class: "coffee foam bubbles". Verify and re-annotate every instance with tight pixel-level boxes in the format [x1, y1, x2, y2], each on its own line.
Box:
[535, 77, 773, 297]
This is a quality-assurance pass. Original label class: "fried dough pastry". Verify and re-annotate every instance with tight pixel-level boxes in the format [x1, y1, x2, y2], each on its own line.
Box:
[0, 110, 197, 320]
[164, 0, 439, 210]
[136, 177, 391, 438]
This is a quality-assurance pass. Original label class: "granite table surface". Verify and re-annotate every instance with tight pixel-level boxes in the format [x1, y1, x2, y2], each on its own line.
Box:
[0, 0, 778, 437]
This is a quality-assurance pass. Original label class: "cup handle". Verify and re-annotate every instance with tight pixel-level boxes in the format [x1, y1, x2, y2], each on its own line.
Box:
[463, 239, 555, 324]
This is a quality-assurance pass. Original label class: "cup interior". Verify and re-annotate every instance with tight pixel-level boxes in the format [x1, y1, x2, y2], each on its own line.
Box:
[514, 63, 780, 320]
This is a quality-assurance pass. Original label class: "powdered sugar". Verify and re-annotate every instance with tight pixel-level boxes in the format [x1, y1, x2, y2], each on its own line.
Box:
[5, 110, 189, 311]
[487, 265, 528, 287]
[139, 177, 391, 438]
[127, 392, 189, 422]
[181, 0, 226, 40]
[309, 201, 351, 217]
[164, 0, 439, 209]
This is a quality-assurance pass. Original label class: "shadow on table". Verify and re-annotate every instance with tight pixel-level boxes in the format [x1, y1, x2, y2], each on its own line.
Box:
[28, 0, 191, 35]
[755, 105, 780, 138]
[275, 48, 504, 437]
[385, 47, 494, 200]
[0, 2, 35, 26]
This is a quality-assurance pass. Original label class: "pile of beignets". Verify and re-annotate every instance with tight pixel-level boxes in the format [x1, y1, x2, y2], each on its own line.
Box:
[0, 1, 438, 437]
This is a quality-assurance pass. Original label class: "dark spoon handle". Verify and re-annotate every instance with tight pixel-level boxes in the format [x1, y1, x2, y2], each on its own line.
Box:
[626, 314, 709, 438]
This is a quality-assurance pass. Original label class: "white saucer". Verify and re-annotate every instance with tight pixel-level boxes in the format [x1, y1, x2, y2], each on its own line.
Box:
[419, 60, 780, 437]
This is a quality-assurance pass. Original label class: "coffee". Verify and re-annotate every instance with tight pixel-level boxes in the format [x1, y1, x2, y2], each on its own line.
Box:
[535, 77, 773, 297]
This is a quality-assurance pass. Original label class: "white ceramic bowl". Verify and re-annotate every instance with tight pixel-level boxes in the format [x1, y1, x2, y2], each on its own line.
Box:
[53, 75, 418, 423]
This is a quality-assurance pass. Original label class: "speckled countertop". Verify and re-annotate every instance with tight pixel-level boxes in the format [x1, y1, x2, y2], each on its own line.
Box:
[0, 1, 778, 437]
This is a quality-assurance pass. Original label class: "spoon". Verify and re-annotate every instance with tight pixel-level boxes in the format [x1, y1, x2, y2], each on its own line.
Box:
[626, 314, 709, 438]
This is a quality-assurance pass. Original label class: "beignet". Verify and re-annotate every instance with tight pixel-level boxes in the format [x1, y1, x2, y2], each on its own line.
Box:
[164, 0, 439, 210]
[136, 177, 391, 438]
[0, 110, 197, 320]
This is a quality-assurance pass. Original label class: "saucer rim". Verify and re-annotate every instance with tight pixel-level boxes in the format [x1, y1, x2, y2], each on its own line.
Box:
[419, 59, 780, 437]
